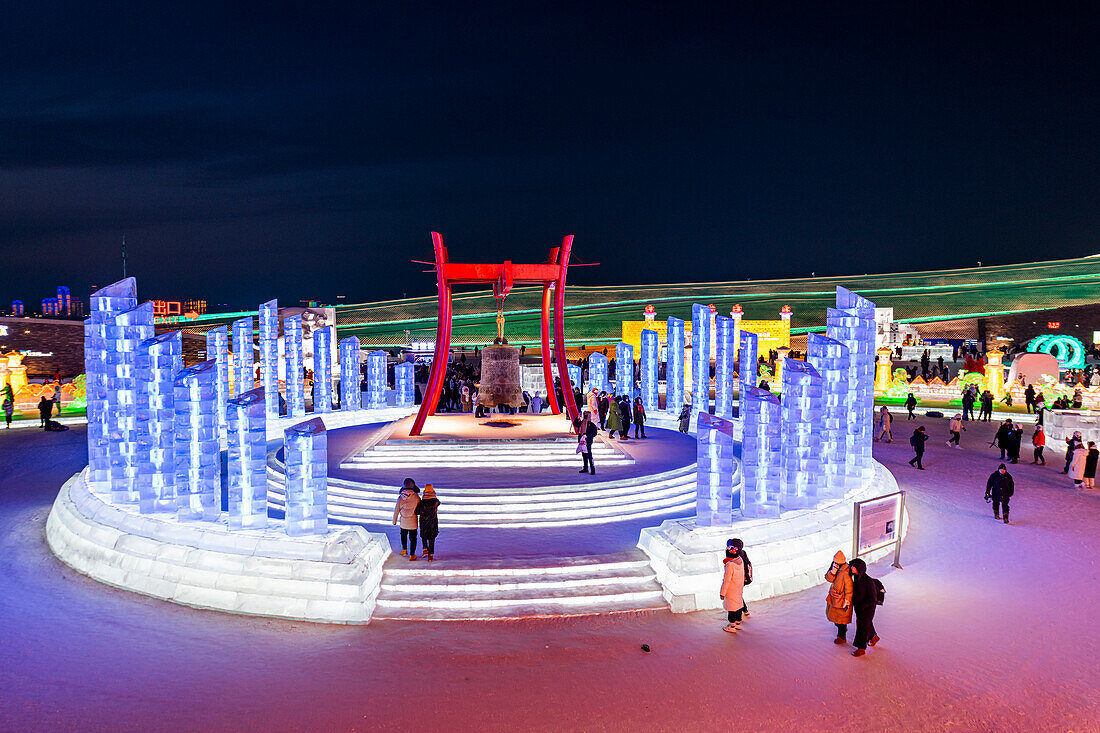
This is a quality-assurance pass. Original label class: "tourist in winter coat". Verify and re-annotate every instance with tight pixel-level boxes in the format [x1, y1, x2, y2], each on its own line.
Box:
[904, 392, 917, 420]
[875, 407, 893, 443]
[1031, 426, 1046, 465]
[825, 550, 854, 644]
[961, 387, 976, 421]
[947, 414, 963, 448]
[979, 390, 994, 421]
[719, 545, 746, 633]
[1068, 444, 1088, 488]
[677, 402, 692, 433]
[597, 391, 609, 429]
[606, 398, 626, 439]
[587, 388, 599, 419]
[414, 484, 440, 561]
[618, 396, 632, 439]
[908, 426, 928, 470]
[578, 411, 599, 475]
[727, 538, 753, 618]
[2, 394, 13, 428]
[992, 419, 1013, 460]
[849, 558, 879, 656]
[985, 464, 1014, 524]
[1006, 423, 1023, 464]
[633, 397, 647, 439]
[1063, 432, 1083, 474]
[392, 479, 421, 560]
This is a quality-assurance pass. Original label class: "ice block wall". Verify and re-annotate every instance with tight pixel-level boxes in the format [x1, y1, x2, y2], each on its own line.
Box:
[232, 317, 254, 397]
[312, 326, 332, 413]
[691, 304, 711, 412]
[740, 385, 781, 518]
[340, 336, 362, 410]
[696, 413, 736, 526]
[174, 360, 220, 522]
[284, 315, 304, 418]
[366, 350, 387, 409]
[86, 278, 138, 488]
[780, 358, 824, 509]
[135, 331, 181, 514]
[640, 328, 659, 413]
[738, 330, 759, 416]
[206, 325, 229, 436]
[227, 386, 268, 530]
[666, 316, 685, 415]
[808, 333, 851, 496]
[259, 299, 279, 418]
[395, 361, 415, 408]
[715, 315, 735, 417]
[588, 352, 608, 394]
[283, 417, 329, 536]
[827, 286, 876, 481]
[106, 301, 155, 504]
[615, 342, 633, 397]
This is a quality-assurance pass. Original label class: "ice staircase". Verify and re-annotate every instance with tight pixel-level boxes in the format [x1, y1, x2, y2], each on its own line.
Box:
[371, 550, 669, 621]
[339, 436, 634, 469]
[267, 454, 697, 528]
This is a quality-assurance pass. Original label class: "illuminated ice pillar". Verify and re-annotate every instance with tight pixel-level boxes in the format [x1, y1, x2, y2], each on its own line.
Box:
[206, 325, 229, 436]
[259, 299, 279, 418]
[691, 304, 711, 412]
[135, 331, 182, 513]
[640, 328, 659, 413]
[284, 315, 305, 418]
[232, 317, 254, 397]
[588, 352, 608, 394]
[826, 286, 876, 481]
[174, 360, 220, 522]
[808, 333, 851, 497]
[312, 326, 333, 413]
[738, 330, 759, 416]
[106, 301, 155, 503]
[715, 315, 735, 417]
[366, 350, 387, 409]
[696, 413, 736, 526]
[567, 364, 582, 403]
[615, 342, 633, 397]
[227, 386, 268, 530]
[283, 417, 328, 536]
[665, 316, 685, 415]
[780, 358, 824, 509]
[740, 386, 781, 518]
[340, 336, 362, 410]
[395, 361, 415, 407]
[86, 278, 137, 488]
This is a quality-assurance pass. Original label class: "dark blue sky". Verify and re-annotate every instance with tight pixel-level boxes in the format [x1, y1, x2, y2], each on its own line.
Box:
[2, 2, 1098, 310]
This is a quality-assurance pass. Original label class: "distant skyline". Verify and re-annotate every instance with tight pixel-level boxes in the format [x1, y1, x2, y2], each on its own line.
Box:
[2, 3, 1099, 310]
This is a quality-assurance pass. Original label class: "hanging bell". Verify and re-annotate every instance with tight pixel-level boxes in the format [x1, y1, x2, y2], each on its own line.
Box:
[476, 344, 525, 408]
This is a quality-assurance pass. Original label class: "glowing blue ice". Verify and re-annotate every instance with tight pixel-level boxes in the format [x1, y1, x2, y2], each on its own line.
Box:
[227, 386, 268, 529]
[714, 315, 735, 417]
[780, 358, 823, 509]
[136, 331, 181, 513]
[283, 417, 328, 536]
[284, 315, 305, 418]
[615, 342, 633, 397]
[106, 301, 154, 503]
[738, 330, 759, 416]
[259, 299, 279, 418]
[640, 328, 659, 413]
[665, 316, 685, 415]
[696, 413, 736, 526]
[366, 350, 387, 409]
[312, 326, 332, 413]
[86, 278, 137, 488]
[691, 304, 711, 412]
[740, 385, 781, 518]
[567, 363, 582, 400]
[807, 333, 850, 497]
[206, 325, 229, 436]
[174, 360, 220, 522]
[588, 352, 608, 394]
[340, 336, 362, 410]
[395, 361, 415, 408]
[827, 286, 876, 481]
[232, 317, 254, 397]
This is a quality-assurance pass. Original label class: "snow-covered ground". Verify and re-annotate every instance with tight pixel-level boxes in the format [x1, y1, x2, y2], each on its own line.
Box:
[1, 417, 1097, 731]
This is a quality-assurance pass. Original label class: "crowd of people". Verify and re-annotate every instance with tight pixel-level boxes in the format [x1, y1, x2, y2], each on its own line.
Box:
[1, 373, 66, 430]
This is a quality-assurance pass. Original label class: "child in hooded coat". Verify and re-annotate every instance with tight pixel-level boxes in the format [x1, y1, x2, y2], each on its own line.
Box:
[719, 544, 746, 633]
[393, 478, 421, 560]
[415, 484, 441, 561]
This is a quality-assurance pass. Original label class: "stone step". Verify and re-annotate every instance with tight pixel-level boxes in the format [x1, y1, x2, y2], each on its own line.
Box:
[370, 599, 668, 621]
[380, 566, 656, 593]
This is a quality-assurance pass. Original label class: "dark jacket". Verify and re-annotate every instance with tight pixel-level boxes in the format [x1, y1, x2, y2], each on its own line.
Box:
[414, 497, 440, 540]
[910, 430, 928, 452]
[985, 470, 1015, 500]
[994, 423, 1012, 447]
[633, 403, 646, 424]
[1085, 448, 1098, 479]
[851, 572, 877, 614]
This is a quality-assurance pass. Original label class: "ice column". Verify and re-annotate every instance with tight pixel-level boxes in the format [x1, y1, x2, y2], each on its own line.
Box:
[780, 358, 824, 509]
[340, 336, 362, 410]
[366, 350, 387, 409]
[227, 386, 268, 530]
[174, 360, 220, 522]
[567, 363, 582, 399]
[640, 328, 659, 413]
[665, 316, 685, 415]
[283, 417, 329, 536]
[259, 299, 279, 418]
[738, 330, 759, 416]
[691, 304, 711, 412]
[588, 352, 608, 394]
[312, 326, 333, 413]
[715, 315, 735, 417]
[827, 286, 876, 481]
[106, 301, 155, 503]
[696, 413, 736, 526]
[395, 361, 415, 407]
[284, 315, 305, 418]
[135, 331, 181, 513]
[86, 278, 137, 488]
[740, 386, 782, 518]
[206, 325, 229, 436]
[615, 342, 633, 397]
[232, 317, 254, 397]
[808, 333, 851, 497]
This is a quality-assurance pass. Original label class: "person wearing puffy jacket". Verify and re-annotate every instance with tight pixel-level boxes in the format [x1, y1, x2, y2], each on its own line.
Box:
[719, 544, 746, 633]
[824, 550, 854, 644]
[415, 484, 441, 561]
[393, 478, 422, 560]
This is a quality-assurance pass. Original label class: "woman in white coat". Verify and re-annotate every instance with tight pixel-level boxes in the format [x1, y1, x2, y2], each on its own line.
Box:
[719, 544, 747, 632]
[1069, 445, 1088, 488]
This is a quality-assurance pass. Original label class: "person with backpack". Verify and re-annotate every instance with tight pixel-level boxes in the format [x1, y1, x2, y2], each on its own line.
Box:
[985, 463, 1015, 524]
[908, 426, 928, 469]
[392, 478, 422, 560]
[414, 484, 440, 561]
[824, 550, 854, 645]
[727, 538, 753, 619]
[849, 558, 880, 657]
[719, 541, 746, 633]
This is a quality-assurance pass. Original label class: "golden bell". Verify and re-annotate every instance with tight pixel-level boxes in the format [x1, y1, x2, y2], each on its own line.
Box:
[476, 344, 525, 408]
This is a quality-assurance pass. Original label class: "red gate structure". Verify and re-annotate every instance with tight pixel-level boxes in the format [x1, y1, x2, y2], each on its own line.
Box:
[409, 232, 580, 436]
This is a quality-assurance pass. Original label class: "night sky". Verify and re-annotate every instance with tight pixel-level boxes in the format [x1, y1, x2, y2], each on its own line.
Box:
[2, 3, 1099, 311]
